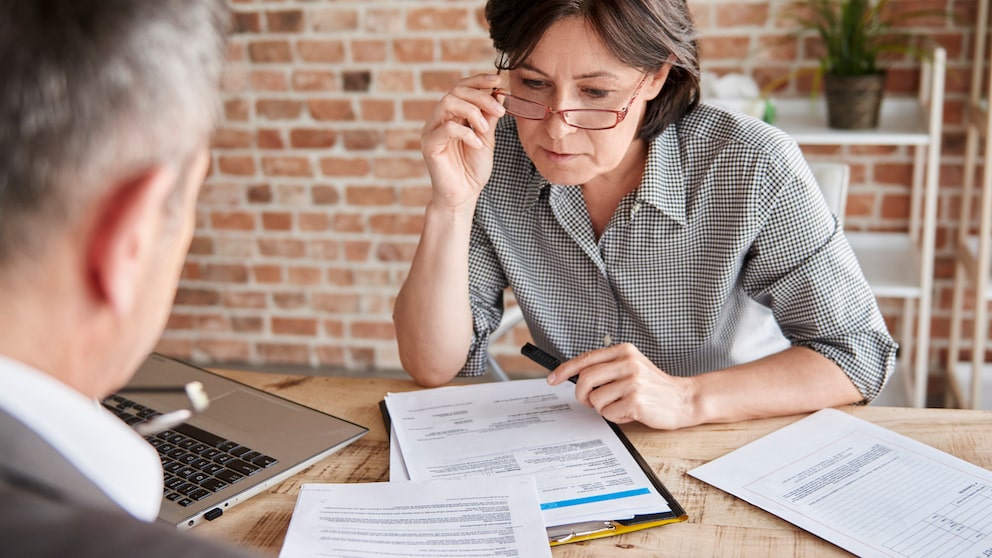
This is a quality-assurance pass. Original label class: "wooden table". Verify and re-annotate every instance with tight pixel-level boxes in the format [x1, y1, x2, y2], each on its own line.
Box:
[194, 371, 992, 557]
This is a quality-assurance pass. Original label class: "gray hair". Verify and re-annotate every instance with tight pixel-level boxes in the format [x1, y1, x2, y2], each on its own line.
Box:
[0, 0, 229, 265]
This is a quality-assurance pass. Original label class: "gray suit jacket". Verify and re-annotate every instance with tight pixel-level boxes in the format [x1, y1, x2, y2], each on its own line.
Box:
[0, 409, 260, 557]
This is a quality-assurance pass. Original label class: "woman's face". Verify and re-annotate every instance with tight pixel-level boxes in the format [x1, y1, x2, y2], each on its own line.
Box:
[507, 16, 667, 186]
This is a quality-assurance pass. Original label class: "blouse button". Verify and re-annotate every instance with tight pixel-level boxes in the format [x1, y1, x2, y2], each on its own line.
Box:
[603, 335, 613, 347]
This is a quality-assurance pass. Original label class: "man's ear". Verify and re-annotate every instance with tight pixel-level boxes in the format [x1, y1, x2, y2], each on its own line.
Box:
[86, 166, 178, 315]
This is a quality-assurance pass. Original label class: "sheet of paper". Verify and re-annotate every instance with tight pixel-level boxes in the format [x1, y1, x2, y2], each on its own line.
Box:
[279, 477, 551, 558]
[689, 408, 992, 558]
[388, 425, 409, 482]
[384, 378, 670, 527]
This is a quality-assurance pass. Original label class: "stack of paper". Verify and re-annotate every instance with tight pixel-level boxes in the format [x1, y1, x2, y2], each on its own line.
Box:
[385, 379, 682, 540]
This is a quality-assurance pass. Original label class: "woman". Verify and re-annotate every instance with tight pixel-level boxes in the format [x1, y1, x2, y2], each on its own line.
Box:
[393, 0, 897, 430]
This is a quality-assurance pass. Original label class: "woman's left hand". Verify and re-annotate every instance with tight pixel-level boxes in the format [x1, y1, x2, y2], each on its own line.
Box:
[546, 343, 697, 430]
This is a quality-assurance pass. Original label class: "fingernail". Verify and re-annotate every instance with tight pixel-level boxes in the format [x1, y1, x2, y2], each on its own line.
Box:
[546, 373, 556, 384]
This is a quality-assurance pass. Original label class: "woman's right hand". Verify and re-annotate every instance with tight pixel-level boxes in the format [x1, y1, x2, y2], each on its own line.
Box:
[421, 73, 506, 211]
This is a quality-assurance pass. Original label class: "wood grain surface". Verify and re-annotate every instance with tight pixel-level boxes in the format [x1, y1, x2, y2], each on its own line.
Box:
[192, 371, 992, 557]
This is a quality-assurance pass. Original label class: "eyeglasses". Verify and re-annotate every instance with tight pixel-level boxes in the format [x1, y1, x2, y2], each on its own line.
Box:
[492, 74, 648, 131]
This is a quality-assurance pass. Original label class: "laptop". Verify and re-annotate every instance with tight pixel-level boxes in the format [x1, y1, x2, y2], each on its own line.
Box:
[102, 353, 368, 529]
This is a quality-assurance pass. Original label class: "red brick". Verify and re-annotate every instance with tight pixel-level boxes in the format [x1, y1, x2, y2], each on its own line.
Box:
[344, 241, 371, 261]
[313, 293, 361, 313]
[266, 10, 304, 32]
[439, 38, 494, 62]
[210, 211, 256, 230]
[248, 40, 292, 62]
[261, 156, 312, 177]
[342, 130, 382, 150]
[257, 129, 284, 149]
[407, 7, 469, 30]
[880, 193, 911, 219]
[310, 239, 341, 260]
[290, 128, 338, 148]
[319, 157, 369, 176]
[402, 99, 437, 122]
[372, 157, 426, 179]
[199, 183, 243, 206]
[247, 184, 273, 203]
[202, 264, 249, 283]
[297, 40, 346, 63]
[360, 99, 395, 122]
[181, 262, 200, 280]
[698, 36, 753, 60]
[217, 156, 256, 176]
[400, 185, 432, 207]
[874, 163, 914, 186]
[222, 291, 267, 309]
[326, 268, 354, 286]
[351, 321, 395, 340]
[272, 317, 318, 335]
[299, 213, 331, 231]
[288, 265, 323, 284]
[346, 186, 395, 206]
[312, 185, 340, 205]
[212, 128, 254, 149]
[352, 39, 388, 62]
[308, 99, 355, 121]
[273, 292, 306, 309]
[348, 347, 375, 368]
[256, 99, 303, 119]
[375, 70, 415, 93]
[167, 313, 195, 330]
[231, 11, 260, 34]
[225, 99, 250, 121]
[332, 213, 365, 233]
[232, 316, 264, 333]
[394, 39, 435, 63]
[311, 9, 359, 32]
[259, 238, 306, 258]
[262, 212, 293, 231]
[422, 70, 461, 92]
[188, 237, 213, 255]
[716, 3, 770, 27]
[292, 70, 337, 92]
[369, 213, 425, 235]
[253, 264, 283, 283]
[174, 288, 220, 306]
[365, 8, 403, 34]
[250, 70, 288, 91]
[195, 314, 231, 332]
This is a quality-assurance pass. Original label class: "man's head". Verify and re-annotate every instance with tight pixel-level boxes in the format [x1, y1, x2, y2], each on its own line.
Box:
[0, 0, 228, 396]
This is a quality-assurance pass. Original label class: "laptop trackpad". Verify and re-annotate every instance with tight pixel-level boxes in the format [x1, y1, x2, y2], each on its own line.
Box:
[205, 389, 300, 436]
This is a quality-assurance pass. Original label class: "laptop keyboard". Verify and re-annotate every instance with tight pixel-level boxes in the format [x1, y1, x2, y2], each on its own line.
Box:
[102, 394, 278, 507]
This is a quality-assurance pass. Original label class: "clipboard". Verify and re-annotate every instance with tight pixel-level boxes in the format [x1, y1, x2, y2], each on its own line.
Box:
[378, 398, 687, 546]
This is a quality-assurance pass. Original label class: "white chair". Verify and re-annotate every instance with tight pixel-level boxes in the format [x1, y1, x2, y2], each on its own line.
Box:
[486, 305, 523, 381]
[808, 161, 850, 224]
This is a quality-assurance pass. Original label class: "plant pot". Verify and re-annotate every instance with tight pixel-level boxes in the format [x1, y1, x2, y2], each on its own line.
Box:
[823, 72, 886, 130]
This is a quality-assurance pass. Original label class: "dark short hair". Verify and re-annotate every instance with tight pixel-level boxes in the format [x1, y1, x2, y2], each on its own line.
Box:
[0, 0, 229, 265]
[485, 0, 700, 141]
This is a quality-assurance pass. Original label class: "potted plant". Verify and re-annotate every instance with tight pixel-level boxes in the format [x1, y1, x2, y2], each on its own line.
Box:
[786, 0, 939, 129]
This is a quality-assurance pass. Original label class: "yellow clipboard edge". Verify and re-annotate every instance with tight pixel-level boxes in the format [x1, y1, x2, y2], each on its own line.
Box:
[548, 513, 688, 546]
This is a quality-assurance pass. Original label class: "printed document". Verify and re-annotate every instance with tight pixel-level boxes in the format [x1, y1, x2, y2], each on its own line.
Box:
[689, 408, 992, 558]
[279, 477, 551, 558]
[384, 379, 671, 527]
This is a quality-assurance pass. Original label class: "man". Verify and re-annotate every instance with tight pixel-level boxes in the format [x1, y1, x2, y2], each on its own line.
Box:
[0, 1, 258, 555]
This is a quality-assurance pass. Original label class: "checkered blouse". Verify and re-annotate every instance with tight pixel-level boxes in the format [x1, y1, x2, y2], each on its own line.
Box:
[461, 104, 897, 402]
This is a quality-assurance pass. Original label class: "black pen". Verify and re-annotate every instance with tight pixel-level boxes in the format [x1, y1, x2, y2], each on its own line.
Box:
[521, 343, 578, 384]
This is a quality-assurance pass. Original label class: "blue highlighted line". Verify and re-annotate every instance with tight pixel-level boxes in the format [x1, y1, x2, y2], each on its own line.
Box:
[540, 488, 651, 510]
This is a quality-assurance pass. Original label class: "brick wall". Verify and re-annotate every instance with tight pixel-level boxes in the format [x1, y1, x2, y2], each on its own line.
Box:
[158, 0, 982, 375]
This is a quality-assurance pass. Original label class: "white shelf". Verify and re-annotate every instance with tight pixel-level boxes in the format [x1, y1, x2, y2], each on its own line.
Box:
[847, 232, 923, 299]
[770, 48, 945, 409]
[773, 98, 930, 145]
